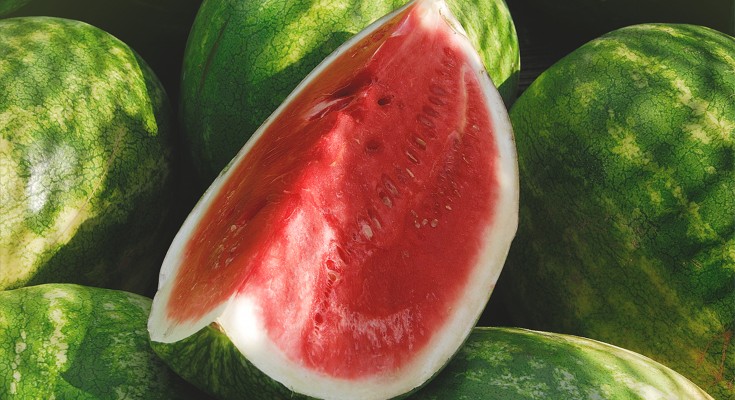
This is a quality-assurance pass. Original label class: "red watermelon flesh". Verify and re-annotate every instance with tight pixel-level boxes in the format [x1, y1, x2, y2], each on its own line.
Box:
[149, 0, 517, 396]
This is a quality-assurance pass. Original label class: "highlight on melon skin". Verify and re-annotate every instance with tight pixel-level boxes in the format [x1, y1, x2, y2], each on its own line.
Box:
[148, 0, 518, 399]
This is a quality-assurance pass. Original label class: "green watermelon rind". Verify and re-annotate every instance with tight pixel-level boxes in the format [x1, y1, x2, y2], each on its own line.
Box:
[0, 16, 175, 295]
[500, 23, 735, 399]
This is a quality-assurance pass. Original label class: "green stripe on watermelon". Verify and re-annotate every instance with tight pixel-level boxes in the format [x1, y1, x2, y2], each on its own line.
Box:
[0, 17, 175, 295]
[180, 0, 519, 187]
[0, 284, 209, 399]
[413, 327, 713, 399]
[497, 23, 735, 399]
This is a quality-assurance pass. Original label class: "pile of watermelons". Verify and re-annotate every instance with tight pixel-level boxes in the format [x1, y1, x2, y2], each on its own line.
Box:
[1, 0, 733, 399]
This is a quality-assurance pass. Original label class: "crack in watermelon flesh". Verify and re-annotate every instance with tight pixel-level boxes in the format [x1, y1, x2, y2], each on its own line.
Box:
[152, 0, 514, 386]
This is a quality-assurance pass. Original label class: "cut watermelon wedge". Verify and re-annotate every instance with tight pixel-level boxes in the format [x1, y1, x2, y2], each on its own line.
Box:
[148, 0, 518, 398]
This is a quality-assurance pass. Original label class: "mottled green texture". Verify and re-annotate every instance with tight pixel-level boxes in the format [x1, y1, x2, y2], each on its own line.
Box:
[0, 17, 175, 295]
[500, 24, 735, 399]
[154, 325, 713, 400]
[0, 284, 206, 399]
[152, 324, 303, 400]
[180, 0, 519, 186]
[3, 0, 203, 102]
[412, 327, 713, 399]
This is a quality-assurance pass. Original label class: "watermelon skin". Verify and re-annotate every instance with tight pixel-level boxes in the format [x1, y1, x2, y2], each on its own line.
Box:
[154, 325, 714, 400]
[497, 24, 735, 399]
[413, 327, 713, 399]
[180, 0, 520, 187]
[0, 17, 175, 295]
[151, 323, 297, 400]
[0, 284, 209, 399]
[3, 0, 203, 102]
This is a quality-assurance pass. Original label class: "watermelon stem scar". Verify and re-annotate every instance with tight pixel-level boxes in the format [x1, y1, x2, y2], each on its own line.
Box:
[149, 0, 518, 398]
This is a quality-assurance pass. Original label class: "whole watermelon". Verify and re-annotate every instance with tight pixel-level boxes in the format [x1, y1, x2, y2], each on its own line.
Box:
[497, 23, 735, 399]
[180, 0, 520, 188]
[0, 17, 175, 295]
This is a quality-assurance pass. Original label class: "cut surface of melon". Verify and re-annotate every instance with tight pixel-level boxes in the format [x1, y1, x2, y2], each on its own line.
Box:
[149, 0, 517, 398]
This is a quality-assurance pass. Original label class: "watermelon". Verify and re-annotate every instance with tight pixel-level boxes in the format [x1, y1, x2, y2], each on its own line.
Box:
[180, 0, 519, 187]
[0, 17, 175, 295]
[0, 283, 209, 399]
[496, 23, 735, 399]
[413, 327, 714, 399]
[149, 0, 518, 398]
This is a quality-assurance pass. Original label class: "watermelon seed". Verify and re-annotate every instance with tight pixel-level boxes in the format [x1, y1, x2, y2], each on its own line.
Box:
[377, 96, 393, 106]
[360, 220, 374, 240]
[368, 208, 383, 229]
[365, 139, 382, 153]
[430, 84, 447, 96]
[445, 204, 452, 211]
[405, 150, 420, 164]
[428, 96, 445, 106]
[422, 105, 438, 117]
[417, 114, 435, 128]
[327, 271, 338, 284]
[413, 136, 427, 150]
[379, 190, 393, 208]
[430, 219, 438, 228]
[383, 174, 400, 196]
[405, 168, 415, 178]
[421, 218, 428, 226]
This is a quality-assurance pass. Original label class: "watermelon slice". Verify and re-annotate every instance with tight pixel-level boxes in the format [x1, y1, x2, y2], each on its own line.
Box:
[148, 0, 518, 398]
